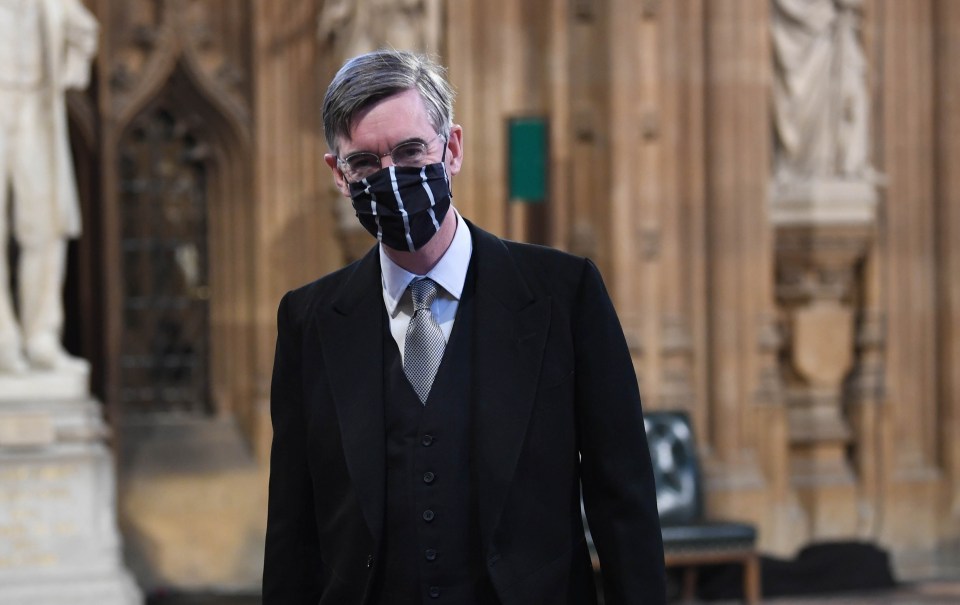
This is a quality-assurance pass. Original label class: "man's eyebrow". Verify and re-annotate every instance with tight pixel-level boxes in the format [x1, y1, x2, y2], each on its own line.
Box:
[387, 135, 431, 149]
[343, 135, 430, 157]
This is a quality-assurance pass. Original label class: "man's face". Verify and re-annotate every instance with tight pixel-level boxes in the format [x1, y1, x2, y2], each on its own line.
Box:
[324, 88, 463, 197]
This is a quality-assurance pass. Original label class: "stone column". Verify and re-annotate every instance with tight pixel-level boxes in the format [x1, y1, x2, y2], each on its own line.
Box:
[566, 0, 614, 275]
[873, 0, 941, 565]
[253, 0, 338, 455]
[658, 0, 706, 424]
[606, 0, 658, 395]
[703, 0, 773, 491]
[935, 0, 960, 543]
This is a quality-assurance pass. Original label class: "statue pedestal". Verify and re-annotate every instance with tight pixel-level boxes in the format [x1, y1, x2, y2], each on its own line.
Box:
[771, 177, 877, 543]
[770, 178, 877, 226]
[0, 371, 142, 605]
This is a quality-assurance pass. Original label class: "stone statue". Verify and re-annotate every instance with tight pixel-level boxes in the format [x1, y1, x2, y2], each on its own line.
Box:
[0, 0, 98, 374]
[772, 0, 872, 183]
[318, 0, 441, 59]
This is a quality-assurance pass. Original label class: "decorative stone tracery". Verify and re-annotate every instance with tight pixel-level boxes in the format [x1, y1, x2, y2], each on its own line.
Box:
[105, 0, 251, 137]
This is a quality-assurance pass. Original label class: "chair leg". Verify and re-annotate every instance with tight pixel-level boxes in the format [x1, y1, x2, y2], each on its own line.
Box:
[743, 554, 761, 605]
[681, 566, 699, 603]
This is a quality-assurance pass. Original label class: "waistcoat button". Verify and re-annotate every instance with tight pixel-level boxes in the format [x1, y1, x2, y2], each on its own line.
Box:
[429, 586, 441, 598]
[423, 471, 436, 484]
[421, 434, 434, 447]
[425, 548, 438, 561]
[422, 509, 435, 522]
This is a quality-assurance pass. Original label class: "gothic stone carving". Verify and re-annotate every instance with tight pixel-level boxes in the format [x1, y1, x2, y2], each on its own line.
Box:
[107, 0, 250, 131]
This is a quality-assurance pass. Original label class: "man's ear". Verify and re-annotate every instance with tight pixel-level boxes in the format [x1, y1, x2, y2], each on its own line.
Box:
[445, 125, 464, 177]
[324, 153, 351, 198]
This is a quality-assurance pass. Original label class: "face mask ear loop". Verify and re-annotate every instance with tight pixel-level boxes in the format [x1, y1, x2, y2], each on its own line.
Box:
[440, 133, 453, 198]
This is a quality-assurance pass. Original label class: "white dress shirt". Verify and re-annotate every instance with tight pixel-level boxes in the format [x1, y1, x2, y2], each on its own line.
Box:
[380, 208, 473, 363]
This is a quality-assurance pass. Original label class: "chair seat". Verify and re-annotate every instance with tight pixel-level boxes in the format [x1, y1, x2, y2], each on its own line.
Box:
[662, 520, 757, 553]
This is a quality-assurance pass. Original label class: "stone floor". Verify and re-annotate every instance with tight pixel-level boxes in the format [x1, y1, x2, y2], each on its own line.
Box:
[147, 580, 960, 604]
[146, 594, 260, 605]
[752, 580, 960, 604]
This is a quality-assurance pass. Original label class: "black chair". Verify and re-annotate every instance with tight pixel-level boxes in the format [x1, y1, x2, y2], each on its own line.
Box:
[646, 410, 760, 604]
[583, 411, 760, 603]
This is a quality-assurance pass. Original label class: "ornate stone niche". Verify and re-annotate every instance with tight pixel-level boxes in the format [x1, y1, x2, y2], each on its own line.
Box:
[772, 186, 877, 537]
[770, 0, 880, 540]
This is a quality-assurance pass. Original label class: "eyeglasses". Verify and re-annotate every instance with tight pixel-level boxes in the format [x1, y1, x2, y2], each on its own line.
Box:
[337, 132, 446, 182]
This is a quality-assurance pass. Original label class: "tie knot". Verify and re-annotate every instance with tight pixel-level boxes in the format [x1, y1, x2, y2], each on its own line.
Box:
[409, 278, 439, 311]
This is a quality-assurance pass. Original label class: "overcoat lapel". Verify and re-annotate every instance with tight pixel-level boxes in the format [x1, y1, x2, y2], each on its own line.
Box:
[316, 246, 385, 547]
[468, 224, 551, 550]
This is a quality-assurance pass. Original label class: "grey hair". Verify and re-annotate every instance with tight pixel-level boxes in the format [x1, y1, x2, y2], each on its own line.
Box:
[322, 49, 456, 153]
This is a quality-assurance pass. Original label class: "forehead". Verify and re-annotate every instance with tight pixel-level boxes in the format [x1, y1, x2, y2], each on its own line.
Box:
[338, 89, 435, 155]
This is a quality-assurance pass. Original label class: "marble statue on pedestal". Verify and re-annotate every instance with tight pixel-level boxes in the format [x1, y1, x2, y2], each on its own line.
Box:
[772, 0, 872, 184]
[0, 0, 97, 375]
[0, 2, 142, 603]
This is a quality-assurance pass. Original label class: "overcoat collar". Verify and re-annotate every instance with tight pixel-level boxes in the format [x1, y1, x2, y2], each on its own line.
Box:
[316, 220, 551, 553]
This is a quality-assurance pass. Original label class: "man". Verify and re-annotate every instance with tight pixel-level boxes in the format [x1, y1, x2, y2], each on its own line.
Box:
[264, 49, 665, 605]
[0, 0, 98, 373]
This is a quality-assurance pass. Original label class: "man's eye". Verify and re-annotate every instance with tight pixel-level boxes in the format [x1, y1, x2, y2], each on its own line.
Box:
[393, 143, 426, 164]
[348, 155, 379, 171]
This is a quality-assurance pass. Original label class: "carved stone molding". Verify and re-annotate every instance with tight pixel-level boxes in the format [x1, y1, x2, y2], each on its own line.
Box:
[771, 179, 877, 228]
[775, 223, 873, 304]
[659, 314, 695, 410]
[105, 0, 165, 92]
[755, 314, 784, 406]
[846, 310, 886, 405]
[660, 314, 693, 354]
[105, 0, 251, 140]
[641, 0, 661, 20]
[776, 221, 873, 436]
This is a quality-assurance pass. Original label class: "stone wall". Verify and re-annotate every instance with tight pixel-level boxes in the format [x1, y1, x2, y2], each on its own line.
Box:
[55, 0, 960, 589]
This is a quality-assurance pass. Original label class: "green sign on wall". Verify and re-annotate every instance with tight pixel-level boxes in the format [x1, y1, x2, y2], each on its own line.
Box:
[508, 117, 548, 204]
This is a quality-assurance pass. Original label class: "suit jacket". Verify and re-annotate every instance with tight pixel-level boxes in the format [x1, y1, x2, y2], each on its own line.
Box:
[263, 221, 666, 605]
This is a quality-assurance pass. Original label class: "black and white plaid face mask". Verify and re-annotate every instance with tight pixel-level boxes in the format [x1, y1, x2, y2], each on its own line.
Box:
[348, 162, 452, 252]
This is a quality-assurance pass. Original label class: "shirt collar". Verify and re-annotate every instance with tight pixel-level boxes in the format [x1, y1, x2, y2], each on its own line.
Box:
[380, 207, 473, 316]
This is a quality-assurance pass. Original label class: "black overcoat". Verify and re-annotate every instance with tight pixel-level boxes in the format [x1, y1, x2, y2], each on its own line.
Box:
[263, 221, 666, 605]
